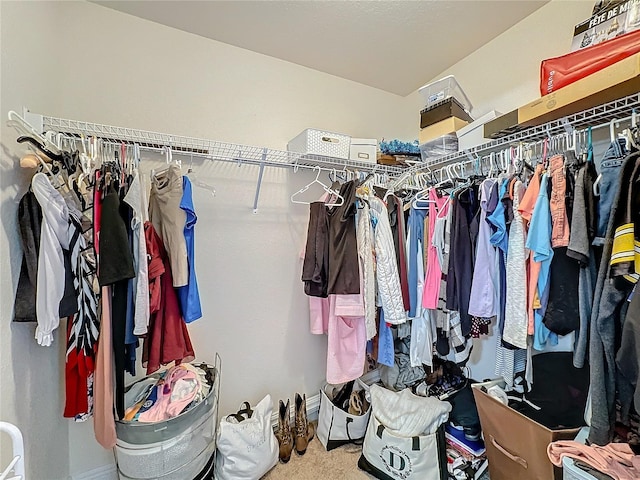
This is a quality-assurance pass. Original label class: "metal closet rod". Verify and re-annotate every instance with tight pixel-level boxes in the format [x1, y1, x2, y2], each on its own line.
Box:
[14, 108, 402, 213]
[410, 110, 639, 186]
[389, 91, 640, 190]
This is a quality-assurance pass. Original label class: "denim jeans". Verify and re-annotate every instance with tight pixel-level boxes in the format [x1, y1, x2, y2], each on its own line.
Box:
[589, 152, 639, 446]
[594, 138, 628, 246]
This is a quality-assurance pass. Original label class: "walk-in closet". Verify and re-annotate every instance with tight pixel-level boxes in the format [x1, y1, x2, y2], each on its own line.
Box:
[2, 1, 640, 480]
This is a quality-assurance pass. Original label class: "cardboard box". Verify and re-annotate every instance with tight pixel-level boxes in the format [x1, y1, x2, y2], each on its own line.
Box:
[420, 97, 474, 129]
[472, 380, 580, 480]
[572, 0, 640, 51]
[419, 117, 469, 144]
[484, 52, 640, 139]
[349, 138, 377, 163]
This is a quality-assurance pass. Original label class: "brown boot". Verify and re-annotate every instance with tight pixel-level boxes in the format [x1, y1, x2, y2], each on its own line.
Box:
[275, 399, 293, 463]
[294, 393, 313, 455]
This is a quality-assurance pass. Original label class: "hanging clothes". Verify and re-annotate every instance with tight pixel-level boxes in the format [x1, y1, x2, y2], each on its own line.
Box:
[423, 188, 448, 310]
[94, 285, 116, 449]
[356, 200, 377, 340]
[567, 161, 598, 368]
[519, 164, 543, 336]
[542, 156, 580, 335]
[308, 279, 367, 384]
[446, 185, 479, 336]
[177, 176, 203, 323]
[468, 178, 499, 318]
[525, 174, 558, 351]
[123, 171, 150, 335]
[407, 205, 428, 317]
[589, 152, 640, 446]
[369, 195, 406, 325]
[387, 194, 411, 311]
[32, 172, 69, 346]
[149, 164, 189, 287]
[503, 180, 529, 349]
[302, 202, 329, 297]
[327, 180, 360, 295]
[13, 191, 42, 322]
[64, 213, 99, 420]
[142, 221, 195, 375]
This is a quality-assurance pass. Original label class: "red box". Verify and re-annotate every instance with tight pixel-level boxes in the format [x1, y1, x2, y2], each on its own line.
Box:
[540, 29, 640, 95]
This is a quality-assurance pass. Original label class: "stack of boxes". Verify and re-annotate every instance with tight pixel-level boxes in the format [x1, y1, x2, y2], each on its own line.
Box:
[417, 76, 473, 162]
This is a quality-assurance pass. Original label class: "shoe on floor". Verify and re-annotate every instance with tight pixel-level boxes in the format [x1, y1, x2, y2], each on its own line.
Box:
[294, 393, 314, 455]
[275, 399, 293, 463]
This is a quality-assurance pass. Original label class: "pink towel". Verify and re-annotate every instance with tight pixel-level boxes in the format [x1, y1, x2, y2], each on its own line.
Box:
[548, 440, 640, 480]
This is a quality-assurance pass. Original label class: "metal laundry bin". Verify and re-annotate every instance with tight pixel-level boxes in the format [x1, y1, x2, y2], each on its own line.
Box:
[115, 355, 221, 480]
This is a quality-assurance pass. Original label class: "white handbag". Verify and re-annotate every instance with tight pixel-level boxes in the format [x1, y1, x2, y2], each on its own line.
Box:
[358, 414, 448, 480]
[215, 394, 278, 480]
[317, 381, 371, 451]
[358, 385, 450, 480]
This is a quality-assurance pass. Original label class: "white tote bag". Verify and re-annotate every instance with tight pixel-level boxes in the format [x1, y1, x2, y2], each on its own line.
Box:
[317, 382, 371, 451]
[358, 414, 448, 480]
[215, 394, 278, 480]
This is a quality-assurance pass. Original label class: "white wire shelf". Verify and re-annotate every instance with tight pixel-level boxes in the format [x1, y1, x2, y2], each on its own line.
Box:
[39, 115, 405, 177]
[389, 91, 640, 190]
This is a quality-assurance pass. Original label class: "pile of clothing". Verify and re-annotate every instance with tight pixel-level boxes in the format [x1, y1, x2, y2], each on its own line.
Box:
[122, 363, 213, 422]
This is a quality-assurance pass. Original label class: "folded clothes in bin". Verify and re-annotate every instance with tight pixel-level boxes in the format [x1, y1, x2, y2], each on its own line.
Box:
[115, 362, 218, 446]
[123, 363, 212, 422]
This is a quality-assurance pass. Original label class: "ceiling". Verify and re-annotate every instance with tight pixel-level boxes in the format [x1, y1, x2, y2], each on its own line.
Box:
[93, 0, 549, 96]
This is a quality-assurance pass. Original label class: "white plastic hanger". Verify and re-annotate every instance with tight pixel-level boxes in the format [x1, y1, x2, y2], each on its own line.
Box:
[186, 153, 216, 197]
[7, 110, 62, 156]
[291, 166, 344, 207]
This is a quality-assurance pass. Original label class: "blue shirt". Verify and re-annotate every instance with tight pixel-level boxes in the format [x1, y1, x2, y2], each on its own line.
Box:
[407, 205, 427, 317]
[487, 179, 510, 254]
[177, 177, 203, 323]
[525, 174, 557, 350]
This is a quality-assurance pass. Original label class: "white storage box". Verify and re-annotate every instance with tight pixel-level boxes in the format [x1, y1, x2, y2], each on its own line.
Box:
[418, 75, 473, 113]
[287, 128, 351, 159]
[457, 110, 502, 151]
[349, 138, 377, 163]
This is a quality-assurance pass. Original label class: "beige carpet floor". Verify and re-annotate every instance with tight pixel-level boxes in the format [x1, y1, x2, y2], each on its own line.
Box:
[261, 436, 376, 480]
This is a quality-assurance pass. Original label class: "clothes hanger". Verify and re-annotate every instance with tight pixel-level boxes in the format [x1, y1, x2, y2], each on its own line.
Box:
[291, 166, 344, 207]
[7, 110, 62, 157]
[186, 152, 216, 197]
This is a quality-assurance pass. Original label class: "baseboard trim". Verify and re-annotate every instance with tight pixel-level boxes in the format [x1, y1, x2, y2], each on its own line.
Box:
[70, 463, 117, 480]
[270, 369, 380, 428]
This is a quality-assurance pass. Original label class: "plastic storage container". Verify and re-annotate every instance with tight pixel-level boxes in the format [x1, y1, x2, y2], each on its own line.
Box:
[287, 128, 351, 159]
[419, 134, 459, 162]
[418, 75, 473, 113]
[562, 457, 598, 480]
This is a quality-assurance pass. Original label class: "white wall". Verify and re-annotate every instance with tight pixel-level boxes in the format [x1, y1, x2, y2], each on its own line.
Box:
[0, 2, 415, 479]
[0, 0, 598, 478]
